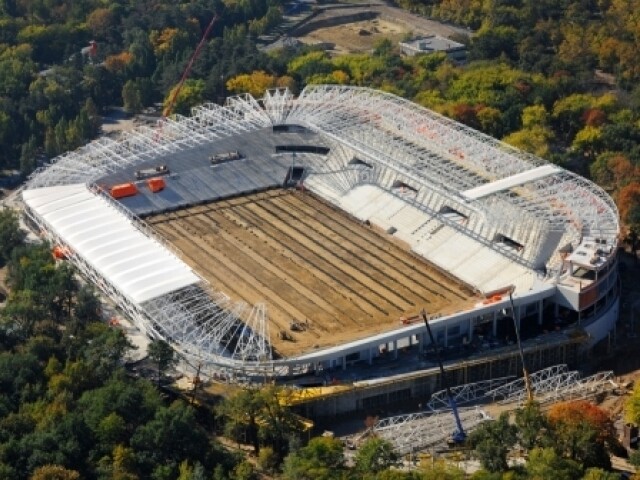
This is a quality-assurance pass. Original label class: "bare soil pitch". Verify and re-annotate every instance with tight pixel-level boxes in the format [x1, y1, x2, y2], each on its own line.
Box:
[148, 190, 475, 357]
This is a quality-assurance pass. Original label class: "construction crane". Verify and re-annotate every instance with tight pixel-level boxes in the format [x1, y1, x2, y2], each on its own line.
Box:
[162, 14, 218, 119]
[421, 310, 466, 445]
[507, 286, 534, 403]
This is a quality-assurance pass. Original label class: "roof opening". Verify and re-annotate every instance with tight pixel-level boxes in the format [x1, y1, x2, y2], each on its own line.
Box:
[348, 157, 373, 168]
[494, 234, 524, 252]
[391, 181, 418, 197]
[273, 124, 310, 134]
[275, 145, 330, 155]
[439, 206, 468, 224]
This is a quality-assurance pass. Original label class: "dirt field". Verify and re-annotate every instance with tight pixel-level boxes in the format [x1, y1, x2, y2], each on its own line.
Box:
[148, 190, 475, 357]
[298, 18, 408, 55]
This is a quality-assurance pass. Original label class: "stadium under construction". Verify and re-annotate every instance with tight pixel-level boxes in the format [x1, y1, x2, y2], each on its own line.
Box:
[19, 86, 620, 416]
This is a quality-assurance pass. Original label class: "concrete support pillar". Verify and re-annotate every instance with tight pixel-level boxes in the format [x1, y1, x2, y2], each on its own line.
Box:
[393, 340, 398, 359]
[492, 311, 498, 336]
[538, 300, 544, 325]
[443, 326, 448, 347]
[342, 356, 347, 370]
[468, 317, 473, 341]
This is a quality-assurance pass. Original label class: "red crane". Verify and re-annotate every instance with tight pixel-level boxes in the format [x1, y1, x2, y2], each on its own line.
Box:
[162, 14, 218, 118]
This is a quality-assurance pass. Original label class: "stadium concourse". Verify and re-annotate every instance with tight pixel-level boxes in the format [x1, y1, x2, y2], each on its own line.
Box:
[20, 86, 620, 383]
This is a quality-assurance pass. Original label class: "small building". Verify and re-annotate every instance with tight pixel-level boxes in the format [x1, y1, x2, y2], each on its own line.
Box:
[399, 35, 466, 63]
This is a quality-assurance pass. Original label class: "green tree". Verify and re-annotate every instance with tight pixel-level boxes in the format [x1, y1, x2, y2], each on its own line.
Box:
[96, 412, 127, 450]
[122, 80, 143, 114]
[147, 339, 176, 385]
[525, 447, 582, 480]
[582, 468, 623, 480]
[515, 402, 551, 451]
[217, 385, 303, 457]
[217, 388, 263, 453]
[419, 460, 465, 480]
[81, 324, 134, 380]
[354, 437, 397, 474]
[232, 461, 257, 480]
[130, 401, 209, 477]
[281, 436, 345, 480]
[468, 412, 517, 473]
[0, 209, 25, 265]
[73, 285, 101, 331]
[257, 446, 278, 475]
[163, 79, 205, 117]
[2, 289, 46, 340]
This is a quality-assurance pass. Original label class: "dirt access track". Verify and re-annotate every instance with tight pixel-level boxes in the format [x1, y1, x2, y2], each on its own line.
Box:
[148, 190, 475, 358]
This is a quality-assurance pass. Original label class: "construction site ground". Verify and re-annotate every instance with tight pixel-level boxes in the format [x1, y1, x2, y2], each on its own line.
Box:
[298, 18, 408, 55]
[148, 189, 475, 358]
[287, 3, 471, 56]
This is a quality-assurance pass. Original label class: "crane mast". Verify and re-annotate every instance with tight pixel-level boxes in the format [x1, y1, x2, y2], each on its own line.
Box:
[162, 14, 218, 119]
[421, 310, 466, 444]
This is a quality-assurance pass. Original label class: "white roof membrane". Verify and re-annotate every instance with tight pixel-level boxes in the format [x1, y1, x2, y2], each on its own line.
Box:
[23, 184, 200, 304]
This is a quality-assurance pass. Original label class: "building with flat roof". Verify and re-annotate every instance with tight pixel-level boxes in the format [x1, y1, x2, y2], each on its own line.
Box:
[399, 34, 466, 62]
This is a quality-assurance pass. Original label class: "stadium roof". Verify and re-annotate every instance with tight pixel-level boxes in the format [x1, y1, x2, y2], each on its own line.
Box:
[23, 184, 200, 303]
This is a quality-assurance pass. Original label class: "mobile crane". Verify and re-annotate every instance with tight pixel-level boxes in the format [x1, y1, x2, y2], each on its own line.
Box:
[421, 309, 466, 445]
[162, 14, 219, 119]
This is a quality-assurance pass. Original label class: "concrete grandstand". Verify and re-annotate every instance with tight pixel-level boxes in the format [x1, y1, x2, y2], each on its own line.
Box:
[20, 85, 620, 383]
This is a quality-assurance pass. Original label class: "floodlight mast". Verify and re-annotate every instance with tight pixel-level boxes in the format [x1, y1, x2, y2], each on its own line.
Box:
[507, 286, 534, 404]
[421, 310, 466, 444]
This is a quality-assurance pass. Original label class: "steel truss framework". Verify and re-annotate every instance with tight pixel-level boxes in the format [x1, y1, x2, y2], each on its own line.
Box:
[426, 376, 516, 411]
[369, 365, 615, 454]
[372, 407, 491, 455]
[485, 364, 617, 406]
[21, 86, 620, 379]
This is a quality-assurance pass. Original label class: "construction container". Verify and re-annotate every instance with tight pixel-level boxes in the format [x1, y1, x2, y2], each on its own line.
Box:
[147, 177, 165, 193]
[110, 183, 138, 199]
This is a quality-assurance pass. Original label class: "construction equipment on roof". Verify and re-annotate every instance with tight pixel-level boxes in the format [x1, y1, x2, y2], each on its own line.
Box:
[147, 177, 166, 193]
[110, 183, 138, 199]
[210, 151, 243, 164]
[135, 164, 170, 180]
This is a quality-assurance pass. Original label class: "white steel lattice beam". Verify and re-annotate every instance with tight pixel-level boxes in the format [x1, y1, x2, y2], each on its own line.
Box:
[373, 407, 491, 455]
[426, 377, 516, 411]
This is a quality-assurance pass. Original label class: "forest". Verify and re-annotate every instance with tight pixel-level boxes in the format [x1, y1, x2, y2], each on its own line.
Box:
[2, 0, 640, 478]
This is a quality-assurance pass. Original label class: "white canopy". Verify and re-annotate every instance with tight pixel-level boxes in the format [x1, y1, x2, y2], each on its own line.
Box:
[461, 165, 561, 200]
[23, 184, 200, 304]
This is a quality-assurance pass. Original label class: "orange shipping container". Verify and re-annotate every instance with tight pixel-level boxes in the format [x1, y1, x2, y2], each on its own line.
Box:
[147, 177, 165, 193]
[110, 183, 138, 199]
